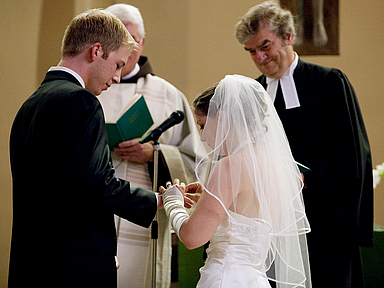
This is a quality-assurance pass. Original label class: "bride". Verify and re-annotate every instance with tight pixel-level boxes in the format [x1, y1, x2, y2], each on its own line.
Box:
[160, 75, 311, 287]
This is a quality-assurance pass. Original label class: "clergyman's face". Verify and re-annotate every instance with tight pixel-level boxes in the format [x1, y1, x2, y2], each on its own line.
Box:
[89, 44, 130, 96]
[121, 22, 144, 77]
[243, 25, 293, 79]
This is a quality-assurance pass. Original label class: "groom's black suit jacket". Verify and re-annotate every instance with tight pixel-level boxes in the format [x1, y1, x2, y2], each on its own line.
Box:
[8, 71, 157, 287]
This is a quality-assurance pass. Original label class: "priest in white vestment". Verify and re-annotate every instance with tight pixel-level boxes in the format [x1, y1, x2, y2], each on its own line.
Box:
[98, 4, 206, 288]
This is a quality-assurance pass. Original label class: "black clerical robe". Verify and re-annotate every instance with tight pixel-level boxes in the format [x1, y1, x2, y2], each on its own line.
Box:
[8, 71, 157, 288]
[257, 59, 373, 288]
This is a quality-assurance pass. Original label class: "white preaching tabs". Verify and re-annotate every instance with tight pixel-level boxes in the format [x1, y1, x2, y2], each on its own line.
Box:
[266, 52, 300, 109]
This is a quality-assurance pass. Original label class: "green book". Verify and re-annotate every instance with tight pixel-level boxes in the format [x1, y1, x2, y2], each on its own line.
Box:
[105, 94, 154, 150]
[298, 163, 311, 173]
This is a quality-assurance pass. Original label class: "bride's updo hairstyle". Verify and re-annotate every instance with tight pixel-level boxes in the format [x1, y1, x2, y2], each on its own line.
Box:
[193, 82, 218, 116]
[193, 78, 269, 140]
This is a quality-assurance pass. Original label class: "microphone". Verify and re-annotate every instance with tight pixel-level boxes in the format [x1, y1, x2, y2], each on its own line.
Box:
[140, 110, 185, 144]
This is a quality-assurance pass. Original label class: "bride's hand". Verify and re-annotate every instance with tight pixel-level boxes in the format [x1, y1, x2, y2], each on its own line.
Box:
[184, 182, 203, 205]
[159, 179, 194, 208]
[159, 180, 178, 194]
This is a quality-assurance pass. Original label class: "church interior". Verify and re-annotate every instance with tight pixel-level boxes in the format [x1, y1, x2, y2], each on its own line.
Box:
[1, 0, 383, 287]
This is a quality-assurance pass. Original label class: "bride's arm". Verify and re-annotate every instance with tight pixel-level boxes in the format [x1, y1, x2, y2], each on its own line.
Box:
[178, 186, 226, 249]
[170, 157, 233, 250]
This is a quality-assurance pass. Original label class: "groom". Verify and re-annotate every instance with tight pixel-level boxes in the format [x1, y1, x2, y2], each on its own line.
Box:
[8, 9, 161, 288]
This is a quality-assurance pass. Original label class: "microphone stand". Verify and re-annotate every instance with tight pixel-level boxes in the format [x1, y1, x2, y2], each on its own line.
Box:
[151, 139, 160, 288]
[140, 110, 185, 287]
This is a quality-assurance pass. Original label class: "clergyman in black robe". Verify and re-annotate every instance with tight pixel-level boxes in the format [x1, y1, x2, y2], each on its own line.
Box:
[257, 59, 373, 287]
[235, 2, 373, 287]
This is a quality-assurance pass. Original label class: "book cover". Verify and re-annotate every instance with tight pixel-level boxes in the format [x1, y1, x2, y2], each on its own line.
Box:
[105, 95, 154, 149]
[298, 163, 311, 173]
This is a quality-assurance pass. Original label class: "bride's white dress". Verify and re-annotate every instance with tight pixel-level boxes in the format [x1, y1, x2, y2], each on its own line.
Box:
[197, 210, 272, 288]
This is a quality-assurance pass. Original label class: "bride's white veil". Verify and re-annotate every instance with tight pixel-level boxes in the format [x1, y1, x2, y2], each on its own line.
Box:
[194, 75, 311, 287]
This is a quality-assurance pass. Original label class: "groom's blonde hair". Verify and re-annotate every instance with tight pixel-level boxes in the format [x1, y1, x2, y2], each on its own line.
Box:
[61, 8, 137, 59]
